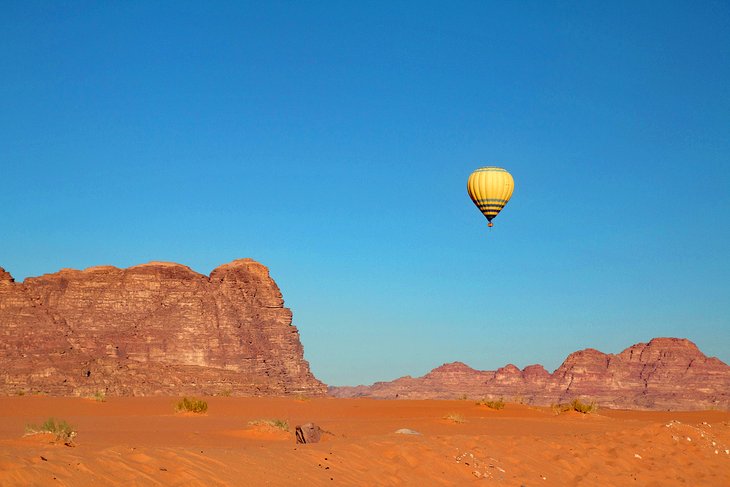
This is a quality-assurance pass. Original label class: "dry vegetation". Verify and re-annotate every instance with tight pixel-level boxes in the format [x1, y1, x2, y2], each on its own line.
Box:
[477, 397, 506, 410]
[552, 398, 598, 414]
[248, 418, 290, 431]
[175, 397, 208, 414]
[25, 418, 77, 445]
[443, 413, 466, 423]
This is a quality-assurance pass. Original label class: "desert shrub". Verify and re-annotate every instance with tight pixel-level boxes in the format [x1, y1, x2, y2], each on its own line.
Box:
[552, 398, 597, 414]
[570, 398, 597, 414]
[443, 413, 466, 423]
[551, 403, 569, 414]
[249, 418, 290, 431]
[550, 402, 572, 414]
[93, 391, 106, 402]
[175, 397, 208, 414]
[219, 388, 232, 397]
[26, 418, 76, 444]
[477, 397, 505, 410]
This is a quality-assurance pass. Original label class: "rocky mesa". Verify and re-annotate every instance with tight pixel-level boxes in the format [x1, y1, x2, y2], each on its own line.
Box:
[0, 259, 326, 397]
[329, 338, 730, 410]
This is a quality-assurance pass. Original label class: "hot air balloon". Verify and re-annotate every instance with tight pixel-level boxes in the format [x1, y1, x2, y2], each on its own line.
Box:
[467, 166, 514, 227]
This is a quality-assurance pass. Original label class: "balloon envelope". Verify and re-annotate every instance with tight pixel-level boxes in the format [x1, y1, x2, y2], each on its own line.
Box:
[467, 166, 514, 226]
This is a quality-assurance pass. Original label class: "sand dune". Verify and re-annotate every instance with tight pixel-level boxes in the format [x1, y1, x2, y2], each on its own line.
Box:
[0, 396, 728, 486]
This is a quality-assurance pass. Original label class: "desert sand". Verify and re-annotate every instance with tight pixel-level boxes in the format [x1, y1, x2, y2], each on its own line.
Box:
[0, 396, 728, 486]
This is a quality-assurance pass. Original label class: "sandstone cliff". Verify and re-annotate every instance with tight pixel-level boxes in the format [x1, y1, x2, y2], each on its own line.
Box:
[0, 260, 326, 397]
[329, 338, 730, 410]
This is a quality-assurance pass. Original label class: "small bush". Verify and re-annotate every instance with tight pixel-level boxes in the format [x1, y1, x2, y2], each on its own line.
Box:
[477, 397, 505, 410]
[175, 397, 208, 414]
[570, 398, 597, 414]
[249, 418, 290, 431]
[551, 403, 568, 414]
[93, 391, 106, 402]
[552, 398, 597, 414]
[443, 413, 466, 423]
[26, 418, 76, 444]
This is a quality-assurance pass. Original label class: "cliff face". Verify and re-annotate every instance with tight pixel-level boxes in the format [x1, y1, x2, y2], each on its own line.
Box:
[329, 338, 730, 410]
[0, 260, 326, 397]
[547, 338, 730, 410]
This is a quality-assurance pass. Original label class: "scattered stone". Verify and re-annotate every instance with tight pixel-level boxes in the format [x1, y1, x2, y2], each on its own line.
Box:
[634, 453, 642, 459]
[395, 428, 421, 435]
[295, 423, 322, 444]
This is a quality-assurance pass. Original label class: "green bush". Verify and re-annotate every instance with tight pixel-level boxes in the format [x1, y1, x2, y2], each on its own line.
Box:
[25, 418, 76, 444]
[175, 397, 208, 414]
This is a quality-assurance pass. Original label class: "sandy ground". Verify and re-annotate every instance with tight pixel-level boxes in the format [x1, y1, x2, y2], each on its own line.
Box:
[0, 396, 728, 486]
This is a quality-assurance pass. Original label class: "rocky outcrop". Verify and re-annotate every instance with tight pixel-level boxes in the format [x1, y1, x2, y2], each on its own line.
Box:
[329, 338, 730, 410]
[546, 338, 730, 410]
[0, 259, 326, 397]
[0, 267, 13, 283]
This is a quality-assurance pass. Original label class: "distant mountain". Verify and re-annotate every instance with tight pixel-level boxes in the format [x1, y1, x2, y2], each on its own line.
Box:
[0, 260, 326, 397]
[329, 338, 730, 410]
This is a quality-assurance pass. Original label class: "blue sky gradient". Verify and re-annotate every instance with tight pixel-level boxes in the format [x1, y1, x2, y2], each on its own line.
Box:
[2, 1, 729, 385]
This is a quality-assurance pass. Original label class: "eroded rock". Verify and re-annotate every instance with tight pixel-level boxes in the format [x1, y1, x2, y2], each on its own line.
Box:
[329, 338, 730, 410]
[0, 259, 326, 397]
[295, 423, 322, 444]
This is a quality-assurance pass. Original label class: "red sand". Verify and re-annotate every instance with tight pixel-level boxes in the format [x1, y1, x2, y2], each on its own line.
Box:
[0, 396, 728, 485]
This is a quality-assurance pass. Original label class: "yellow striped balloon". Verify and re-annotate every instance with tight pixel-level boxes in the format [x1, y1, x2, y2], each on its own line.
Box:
[467, 166, 514, 227]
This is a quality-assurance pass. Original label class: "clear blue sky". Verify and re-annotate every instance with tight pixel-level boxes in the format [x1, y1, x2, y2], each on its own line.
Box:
[2, 1, 729, 386]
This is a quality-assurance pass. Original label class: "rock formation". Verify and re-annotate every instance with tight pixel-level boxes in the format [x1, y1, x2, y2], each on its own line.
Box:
[329, 338, 730, 410]
[0, 260, 326, 397]
[0, 267, 14, 283]
[295, 423, 322, 444]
